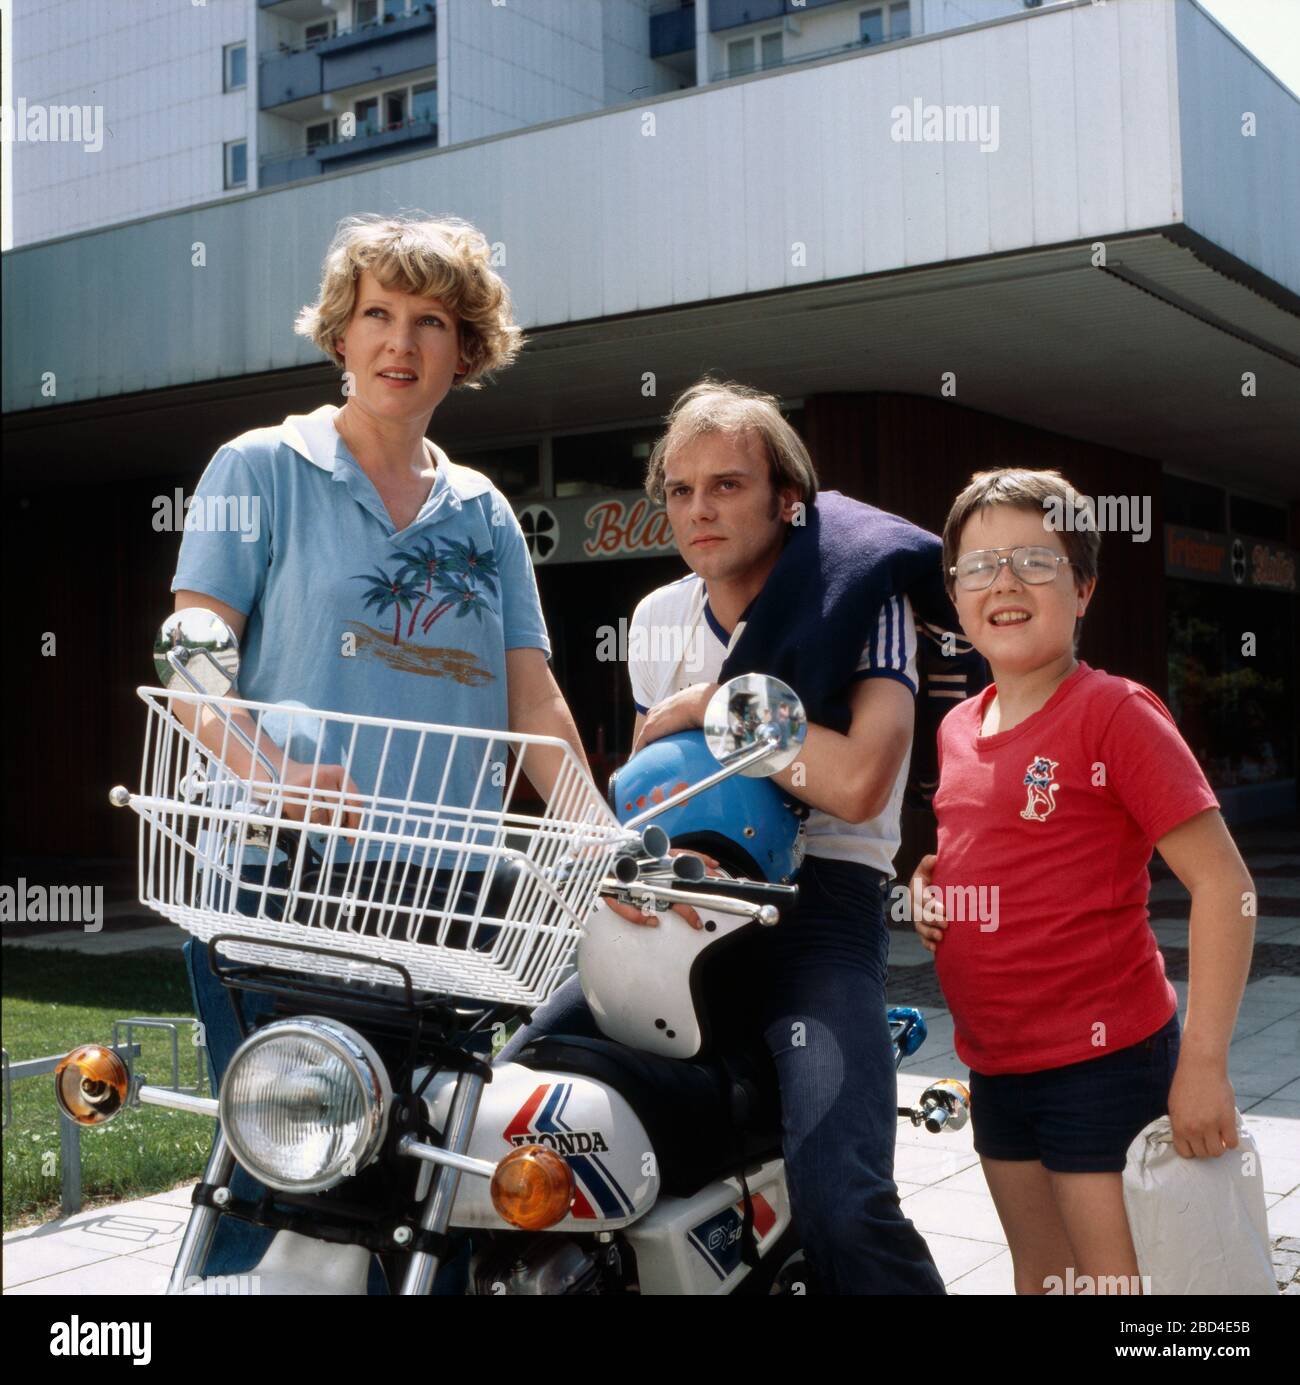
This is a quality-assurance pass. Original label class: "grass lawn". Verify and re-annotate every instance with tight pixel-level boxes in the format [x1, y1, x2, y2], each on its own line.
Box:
[3, 945, 213, 1231]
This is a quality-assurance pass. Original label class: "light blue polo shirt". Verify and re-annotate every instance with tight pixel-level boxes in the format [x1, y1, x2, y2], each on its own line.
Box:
[171, 404, 550, 868]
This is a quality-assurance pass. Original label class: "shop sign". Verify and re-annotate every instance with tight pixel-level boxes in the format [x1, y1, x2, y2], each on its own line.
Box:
[1165, 525, 1297, 592]
[516, 491, 678, 566]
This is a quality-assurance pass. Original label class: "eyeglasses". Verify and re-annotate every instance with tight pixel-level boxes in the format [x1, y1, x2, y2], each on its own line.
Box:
[949, 545, 1072, 591]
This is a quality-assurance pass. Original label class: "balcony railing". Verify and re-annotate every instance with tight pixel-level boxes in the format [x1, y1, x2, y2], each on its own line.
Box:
[263, 4, 435, 59]
[650, 2, 696, 59]
[259, 115, 437, 188]
[709, 0, 849, 31]
[711, 29, 910, 82]
[259, 7, 436, 110]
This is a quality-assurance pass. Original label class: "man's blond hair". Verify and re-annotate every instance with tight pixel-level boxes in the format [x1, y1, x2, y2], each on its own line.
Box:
[645, 378, 818, 506]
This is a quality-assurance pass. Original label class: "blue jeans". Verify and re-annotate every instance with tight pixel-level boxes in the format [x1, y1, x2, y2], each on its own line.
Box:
[498, 855, 946, 1295]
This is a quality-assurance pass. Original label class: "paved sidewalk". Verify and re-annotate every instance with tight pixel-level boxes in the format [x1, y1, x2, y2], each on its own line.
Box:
[5, 818, 1298, 1294]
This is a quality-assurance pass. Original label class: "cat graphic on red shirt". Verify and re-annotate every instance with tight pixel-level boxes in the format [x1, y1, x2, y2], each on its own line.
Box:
[1020, 755, 1060, 822]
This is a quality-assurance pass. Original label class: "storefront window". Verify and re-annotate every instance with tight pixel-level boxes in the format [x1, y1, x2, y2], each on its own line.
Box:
[1166, 580, 1295, 788]
[1164, 473, 1225, 531]
[552, 427, 658, 497]
[455, 444, 541, 500]
[551, 409, 804, 500]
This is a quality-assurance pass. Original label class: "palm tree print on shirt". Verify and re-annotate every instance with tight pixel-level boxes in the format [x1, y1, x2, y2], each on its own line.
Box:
[354, 568, 424, 646]
[392, 537, 500, 637]
[353, 537, 499, 648]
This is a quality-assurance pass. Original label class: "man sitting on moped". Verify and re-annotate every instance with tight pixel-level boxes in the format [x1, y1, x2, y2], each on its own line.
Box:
[502, 378, 969, 1294]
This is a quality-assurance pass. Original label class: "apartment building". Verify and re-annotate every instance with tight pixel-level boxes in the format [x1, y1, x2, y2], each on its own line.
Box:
[6, 0, 1043, 244]
[3, 0, 1297, 859]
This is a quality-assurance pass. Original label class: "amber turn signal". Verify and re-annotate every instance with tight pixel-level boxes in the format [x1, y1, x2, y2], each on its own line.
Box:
[490, 1144, 576, 1230]
[54, 1045, 130, 1126]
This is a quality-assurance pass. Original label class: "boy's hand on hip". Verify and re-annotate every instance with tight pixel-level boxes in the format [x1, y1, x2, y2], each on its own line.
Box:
[909, 853, 948, 955]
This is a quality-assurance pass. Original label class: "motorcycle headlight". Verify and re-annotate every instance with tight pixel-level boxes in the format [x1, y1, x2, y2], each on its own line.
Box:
[219, 1018, 391, 1193]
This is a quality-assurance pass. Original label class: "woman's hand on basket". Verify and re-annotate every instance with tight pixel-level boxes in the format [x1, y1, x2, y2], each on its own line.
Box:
[277, 759, 366, 838]
[602, 849, 723, 932]
[910, 853, 948, 956]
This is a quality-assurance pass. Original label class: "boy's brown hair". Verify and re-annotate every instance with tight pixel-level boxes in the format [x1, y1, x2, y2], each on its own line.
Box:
[942, 468, 1101, 645]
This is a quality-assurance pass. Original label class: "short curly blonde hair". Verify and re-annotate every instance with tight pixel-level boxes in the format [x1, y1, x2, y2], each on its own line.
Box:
[294, 212, 524, 389]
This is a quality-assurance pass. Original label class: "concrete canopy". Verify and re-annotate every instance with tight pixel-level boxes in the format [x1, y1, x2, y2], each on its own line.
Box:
[5, 228, 1297, 500]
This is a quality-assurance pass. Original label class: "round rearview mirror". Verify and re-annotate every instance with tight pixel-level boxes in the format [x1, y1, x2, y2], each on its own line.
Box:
[703, 674, 806, 777]
[154, 608, 241, 695]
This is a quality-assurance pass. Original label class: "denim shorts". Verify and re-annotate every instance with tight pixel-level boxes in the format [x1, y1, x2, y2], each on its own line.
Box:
[969, 1010, 1181, 1174]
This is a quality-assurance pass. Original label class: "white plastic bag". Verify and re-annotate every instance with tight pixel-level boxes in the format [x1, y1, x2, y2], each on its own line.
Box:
[1122, 1114, 1278, 1295]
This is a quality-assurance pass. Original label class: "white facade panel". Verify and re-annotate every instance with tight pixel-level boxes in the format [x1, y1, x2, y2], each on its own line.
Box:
[818, 57, 870, 284]
[596, 110, 640, 317]
[444, 0, 605, 143]
[983, 13, 1033, 255]
[854, 51, 908, 277]
[896, 37, 948, 268]
[1070, 0, 1127, 239]
[938, 26, 993, 262]
[1119, 0, 1182, 231]
[10, 0, 251, 247]
[1176, 0, 1300, 297]
[700, 89, 749, 302]
[1025, 6, 1080, 245]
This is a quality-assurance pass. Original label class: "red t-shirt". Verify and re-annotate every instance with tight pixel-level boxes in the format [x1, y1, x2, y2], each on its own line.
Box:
[931, 662, 1218, 1076]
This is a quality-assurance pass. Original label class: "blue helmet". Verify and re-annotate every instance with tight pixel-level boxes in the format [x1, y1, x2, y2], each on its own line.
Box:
[608, 731, 805, 883]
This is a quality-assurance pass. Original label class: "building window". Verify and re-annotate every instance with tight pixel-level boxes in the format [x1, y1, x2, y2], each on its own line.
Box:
[354, 96, 380, 137]
[355, 0, 379, 27]
[728, 31, 782, 78]
[861, 3, 911, 45]
[552, 427, 661, 498]
[383, 0, 412, 18]
[412, 81, 437, 125]
[223, 42, 246, 92]
[1229, 495, 1288, 542]
[337, 85, 437, 140]
[1164, 474, 1226, 532]
[304, 19, 336, 48]
[224, 139, 247, 189]
[727, 37, 755, 77]
[306, 119, 336, 154]
[457, 445, 541, 500]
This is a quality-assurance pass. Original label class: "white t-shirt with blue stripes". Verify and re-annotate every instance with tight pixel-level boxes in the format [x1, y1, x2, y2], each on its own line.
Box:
[628, 573, 916, 876]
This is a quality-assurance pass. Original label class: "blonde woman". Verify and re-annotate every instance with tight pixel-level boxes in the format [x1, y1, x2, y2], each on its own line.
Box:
[173, 211, 583, 815]
[170, 211, 584, 1284]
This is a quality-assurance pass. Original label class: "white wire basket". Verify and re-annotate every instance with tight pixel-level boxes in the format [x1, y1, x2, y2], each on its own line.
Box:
[123, 687, 628, 1006]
